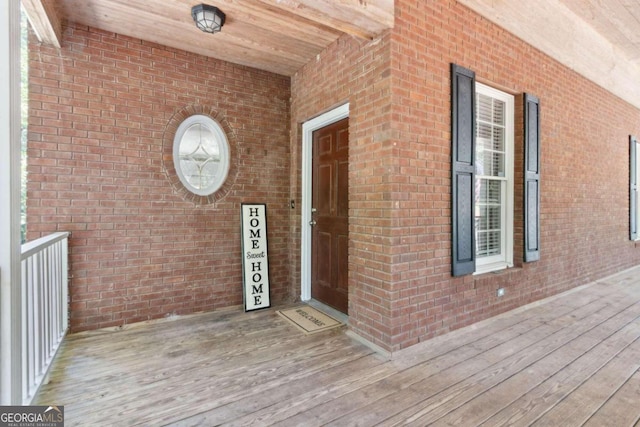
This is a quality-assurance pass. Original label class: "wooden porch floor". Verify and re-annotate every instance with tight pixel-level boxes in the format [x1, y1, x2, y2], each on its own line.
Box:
[35, 267, 640, 426]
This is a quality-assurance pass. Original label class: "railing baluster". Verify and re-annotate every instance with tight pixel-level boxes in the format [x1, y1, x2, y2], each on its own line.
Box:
[20, 232, 69, 404]
[51, 242, 59, 346]
[43, 246, 50, 365]
[35, 250, 42, 384]
[21, 259, 28, 403]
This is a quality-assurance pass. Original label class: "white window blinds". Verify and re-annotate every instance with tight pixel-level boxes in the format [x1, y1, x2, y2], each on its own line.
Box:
[474, 83, 514, 273]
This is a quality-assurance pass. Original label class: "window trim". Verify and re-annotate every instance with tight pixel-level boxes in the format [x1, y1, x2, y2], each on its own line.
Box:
[474, 83, 515, 274]
[172, 114, 230, 197]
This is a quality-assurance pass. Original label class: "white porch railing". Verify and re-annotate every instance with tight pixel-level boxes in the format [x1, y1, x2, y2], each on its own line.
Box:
[20, 232, 69, 404]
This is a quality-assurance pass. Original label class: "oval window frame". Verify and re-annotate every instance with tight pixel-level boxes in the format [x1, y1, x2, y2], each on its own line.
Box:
[172, 114, 230, 196]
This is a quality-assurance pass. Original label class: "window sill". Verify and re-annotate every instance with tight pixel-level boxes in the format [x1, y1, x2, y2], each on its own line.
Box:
[474, 261, 512, 276]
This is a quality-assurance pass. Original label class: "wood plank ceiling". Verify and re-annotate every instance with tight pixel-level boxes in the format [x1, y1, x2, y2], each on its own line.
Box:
[558, 0, 640, 66]
[21, 0, 394, 76]
[457, 0, 640, 109]
[20, 0, 640, 108]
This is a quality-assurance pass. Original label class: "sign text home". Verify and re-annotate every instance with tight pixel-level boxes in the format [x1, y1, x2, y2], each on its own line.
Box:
[241, 203, 271, 311]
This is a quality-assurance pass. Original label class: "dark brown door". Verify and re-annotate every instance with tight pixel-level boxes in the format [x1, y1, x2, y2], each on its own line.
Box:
[311, 118, 349, 314]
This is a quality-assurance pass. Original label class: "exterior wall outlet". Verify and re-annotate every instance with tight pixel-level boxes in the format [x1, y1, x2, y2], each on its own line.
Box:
[497, 288, 505, 297]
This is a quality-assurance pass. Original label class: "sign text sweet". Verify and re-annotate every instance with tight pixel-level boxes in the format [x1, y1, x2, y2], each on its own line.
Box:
[241, 203, 270, 311]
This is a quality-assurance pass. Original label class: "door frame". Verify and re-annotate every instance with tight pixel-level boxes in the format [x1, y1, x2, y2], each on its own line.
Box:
[300, 103, 349, 302]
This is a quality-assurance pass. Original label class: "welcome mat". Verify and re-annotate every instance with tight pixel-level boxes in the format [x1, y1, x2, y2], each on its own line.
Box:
[277, 305, 343, 335]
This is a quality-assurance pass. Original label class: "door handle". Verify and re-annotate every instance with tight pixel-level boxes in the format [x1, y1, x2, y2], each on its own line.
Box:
[309, 220, 317, 226]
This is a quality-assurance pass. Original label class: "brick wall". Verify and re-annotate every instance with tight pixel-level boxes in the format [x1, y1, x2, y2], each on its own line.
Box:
[290, 34, 397, 347]
[27, 23, 291, 332]
[27, 1, 640, 350]
[291, 0, 640, 352]
[385, 0, 640, 350]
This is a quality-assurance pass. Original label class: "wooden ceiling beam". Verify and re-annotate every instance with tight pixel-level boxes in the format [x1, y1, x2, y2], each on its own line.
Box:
[21, 0, 62, 48]
[254, 0, 394, 40]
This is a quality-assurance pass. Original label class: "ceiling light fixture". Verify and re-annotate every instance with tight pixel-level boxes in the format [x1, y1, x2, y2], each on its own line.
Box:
[191, 4, 226, 34]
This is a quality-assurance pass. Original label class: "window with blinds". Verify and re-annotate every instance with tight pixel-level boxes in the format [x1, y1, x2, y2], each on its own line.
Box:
[475, 83, 514, 273]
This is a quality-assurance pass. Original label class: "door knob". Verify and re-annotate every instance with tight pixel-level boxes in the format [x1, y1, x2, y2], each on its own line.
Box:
[309, 220, 317, 226]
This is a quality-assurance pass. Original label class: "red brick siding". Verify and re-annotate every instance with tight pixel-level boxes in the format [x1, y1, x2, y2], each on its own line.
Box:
[290, 35, 396, 347]
[27, 2, 640, 351]
[27, 24, 291, 332]
[291, 0, 640, 352]
[386, 0, 640, 350]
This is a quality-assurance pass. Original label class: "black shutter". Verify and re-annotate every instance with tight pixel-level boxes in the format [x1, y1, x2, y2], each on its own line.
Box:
[451, 64, 476, 276]
[631, 135, 638, 241]
[524, 94, 541, 262]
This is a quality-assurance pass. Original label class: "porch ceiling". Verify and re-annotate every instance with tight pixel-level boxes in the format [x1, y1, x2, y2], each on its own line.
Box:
[20, 0, 394, 76]
[459, 0, 640, 110]
[20, 0, 640, 108]
[558, 0, 640, 65]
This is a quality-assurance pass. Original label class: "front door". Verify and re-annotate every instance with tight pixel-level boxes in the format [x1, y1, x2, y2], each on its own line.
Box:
[311, 118, 349, 314]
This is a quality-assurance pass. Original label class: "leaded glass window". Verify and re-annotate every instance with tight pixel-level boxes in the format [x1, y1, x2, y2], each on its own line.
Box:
[173, 115, 229, 196]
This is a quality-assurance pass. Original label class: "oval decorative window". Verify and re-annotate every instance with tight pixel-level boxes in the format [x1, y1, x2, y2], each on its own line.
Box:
[173, 115, 230, 196]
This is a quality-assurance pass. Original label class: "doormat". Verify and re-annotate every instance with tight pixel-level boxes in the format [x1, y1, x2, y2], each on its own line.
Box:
[277, 305, 343, 335]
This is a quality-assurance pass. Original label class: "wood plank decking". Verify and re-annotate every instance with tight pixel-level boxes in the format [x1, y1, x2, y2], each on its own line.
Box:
[35, 267, 640, 426]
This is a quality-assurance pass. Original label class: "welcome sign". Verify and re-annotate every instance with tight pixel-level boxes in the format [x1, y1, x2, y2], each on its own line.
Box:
[241, 203, 271, 311]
